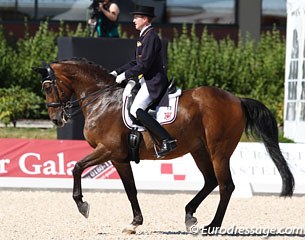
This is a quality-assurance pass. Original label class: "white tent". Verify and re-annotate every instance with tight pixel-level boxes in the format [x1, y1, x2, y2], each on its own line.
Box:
[284, 0, 305, 143]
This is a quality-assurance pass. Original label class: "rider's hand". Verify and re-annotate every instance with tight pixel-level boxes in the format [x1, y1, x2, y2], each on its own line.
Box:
[110, 71, 117, 77]
[116, 72, 126, 84]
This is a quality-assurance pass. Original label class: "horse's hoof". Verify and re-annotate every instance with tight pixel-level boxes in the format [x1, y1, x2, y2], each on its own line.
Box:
[79, 201, 90, 218]
[122, 224, 138, 234]
[185, 216, 198, 232]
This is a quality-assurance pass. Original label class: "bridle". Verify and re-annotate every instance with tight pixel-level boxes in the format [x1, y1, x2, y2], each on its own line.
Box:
[41, 64, 117, 122]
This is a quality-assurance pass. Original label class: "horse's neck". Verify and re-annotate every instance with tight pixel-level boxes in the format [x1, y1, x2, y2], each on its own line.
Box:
[65, 64, 122, 117]
[72, 78, 122, 118]
[73, 82, 99, 99]
[71, 73, 106, 99]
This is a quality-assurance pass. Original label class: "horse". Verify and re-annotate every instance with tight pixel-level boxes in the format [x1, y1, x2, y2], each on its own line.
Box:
[33, 58, 294, 234]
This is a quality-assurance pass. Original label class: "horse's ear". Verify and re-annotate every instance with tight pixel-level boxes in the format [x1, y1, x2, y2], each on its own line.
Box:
[32, 67, 46, 75]
[32, 61, 49, 75]
[41, 61, 48, 68]
[32, 67, 49, 79]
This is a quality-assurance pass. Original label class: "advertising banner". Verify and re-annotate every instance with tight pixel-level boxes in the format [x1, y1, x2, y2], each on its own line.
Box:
[284, 0, 305, 142]
[1, 139, 305, 197]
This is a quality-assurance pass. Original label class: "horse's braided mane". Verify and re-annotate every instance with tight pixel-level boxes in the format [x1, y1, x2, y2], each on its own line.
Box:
[52, 57, 116, 85]
[53, 57, 109, 73]
[52, 57, 122, 99]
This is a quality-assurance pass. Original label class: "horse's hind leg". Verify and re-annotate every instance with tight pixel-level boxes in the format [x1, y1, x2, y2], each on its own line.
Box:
[185, 149, 218, 231]
[112, 161, 143, 234]
[206, 156, 235, 229]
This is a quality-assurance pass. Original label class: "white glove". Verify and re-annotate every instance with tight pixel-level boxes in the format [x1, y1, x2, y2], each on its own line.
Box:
[116, 72, 126, 84]
[123, 80, 136, 98]
[110, 71, 117, 77]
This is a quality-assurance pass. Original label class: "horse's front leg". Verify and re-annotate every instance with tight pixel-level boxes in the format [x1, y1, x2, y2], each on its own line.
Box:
[72, 144, 111, 218]
[112, 161, 143, 234]
[72, 162, 90, 218]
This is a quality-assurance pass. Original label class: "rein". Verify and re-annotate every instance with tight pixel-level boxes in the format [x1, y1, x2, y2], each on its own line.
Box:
[41, 64, 117, 121]
[63, 83, 117, 119]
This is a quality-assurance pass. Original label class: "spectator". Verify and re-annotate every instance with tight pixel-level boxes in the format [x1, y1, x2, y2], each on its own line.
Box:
[88, 0, 120, 37]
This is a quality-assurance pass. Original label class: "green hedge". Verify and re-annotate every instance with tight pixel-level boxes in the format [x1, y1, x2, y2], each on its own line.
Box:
[0, 21, 286, 124]
[168, 25, 286, 123]
[0, 20, 87, 123]
[0, 20, 87, 93]
[0, 86, 44, 126]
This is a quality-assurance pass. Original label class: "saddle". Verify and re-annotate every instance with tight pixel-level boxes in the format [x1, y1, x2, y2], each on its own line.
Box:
[122, 79, 182, 163]
[123, 79, 181, 130]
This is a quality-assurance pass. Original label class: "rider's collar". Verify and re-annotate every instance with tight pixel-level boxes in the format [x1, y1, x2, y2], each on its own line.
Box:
[140, 24, 152, 37]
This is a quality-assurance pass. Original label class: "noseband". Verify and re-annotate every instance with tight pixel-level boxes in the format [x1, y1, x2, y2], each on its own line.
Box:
[41, 64, 117, 121]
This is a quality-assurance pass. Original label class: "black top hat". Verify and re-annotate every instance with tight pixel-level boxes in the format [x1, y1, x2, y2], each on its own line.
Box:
[130, 5, 156, 17]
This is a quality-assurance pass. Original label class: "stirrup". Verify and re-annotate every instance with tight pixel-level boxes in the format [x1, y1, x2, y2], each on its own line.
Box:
[154, 139, 177, 158]
[153, 144, 162, 159]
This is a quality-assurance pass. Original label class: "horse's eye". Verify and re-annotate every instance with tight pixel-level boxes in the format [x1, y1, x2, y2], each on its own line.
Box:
[44, 85, 52, 94]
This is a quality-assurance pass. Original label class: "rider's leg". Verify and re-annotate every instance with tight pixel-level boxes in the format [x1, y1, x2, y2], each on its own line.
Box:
[130, 79, 176, 157]
[136, 109, 177, 156]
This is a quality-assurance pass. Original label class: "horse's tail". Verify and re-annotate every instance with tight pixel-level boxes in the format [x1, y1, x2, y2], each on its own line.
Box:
[240, 98, 294, 197]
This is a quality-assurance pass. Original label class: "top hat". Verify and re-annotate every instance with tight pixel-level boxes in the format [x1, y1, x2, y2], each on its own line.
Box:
[131, 5, 156, 17]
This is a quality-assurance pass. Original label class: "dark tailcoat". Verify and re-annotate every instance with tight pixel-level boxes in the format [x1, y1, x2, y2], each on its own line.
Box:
[115, 26, 169, 106]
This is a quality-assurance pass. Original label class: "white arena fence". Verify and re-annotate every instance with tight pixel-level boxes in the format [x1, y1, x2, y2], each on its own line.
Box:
[0, 138, 304, 198]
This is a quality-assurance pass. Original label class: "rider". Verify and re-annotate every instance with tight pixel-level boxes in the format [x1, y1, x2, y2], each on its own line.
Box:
[110, 4, 177, 157]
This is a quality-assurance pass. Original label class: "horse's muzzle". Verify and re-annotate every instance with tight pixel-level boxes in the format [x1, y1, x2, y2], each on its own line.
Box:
[52, 118, 64, 127]
[51, 111, 66, 127]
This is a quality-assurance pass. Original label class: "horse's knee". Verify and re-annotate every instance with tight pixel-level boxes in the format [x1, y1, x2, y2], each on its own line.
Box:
[72, 162, 82, 176]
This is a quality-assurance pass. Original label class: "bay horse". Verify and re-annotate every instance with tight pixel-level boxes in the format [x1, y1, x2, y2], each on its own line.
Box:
[33, 58, 294, 234]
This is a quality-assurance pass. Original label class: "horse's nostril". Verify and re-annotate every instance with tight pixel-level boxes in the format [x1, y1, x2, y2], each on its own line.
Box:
[52, 119, 58, 125]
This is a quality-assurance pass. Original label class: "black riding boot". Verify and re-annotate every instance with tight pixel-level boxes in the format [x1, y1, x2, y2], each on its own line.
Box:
[136, 109, 177, 157]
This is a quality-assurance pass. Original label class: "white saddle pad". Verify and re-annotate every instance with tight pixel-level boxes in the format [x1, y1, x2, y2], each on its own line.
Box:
[122, 89, 182, 131]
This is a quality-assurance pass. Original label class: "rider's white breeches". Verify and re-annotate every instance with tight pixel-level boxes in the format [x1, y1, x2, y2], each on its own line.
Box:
[130, 77, 153, 118]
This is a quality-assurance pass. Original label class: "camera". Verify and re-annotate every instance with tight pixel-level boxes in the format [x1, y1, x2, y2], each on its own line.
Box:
[88, 0, 110, 37]
[89, 0, 106, 17]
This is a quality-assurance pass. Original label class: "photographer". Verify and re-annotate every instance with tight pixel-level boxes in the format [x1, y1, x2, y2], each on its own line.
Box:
[88, 0, 120, 38]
